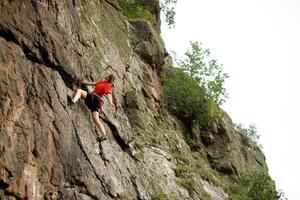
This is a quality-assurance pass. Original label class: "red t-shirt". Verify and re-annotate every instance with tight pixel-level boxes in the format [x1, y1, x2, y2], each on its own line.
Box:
[92, 81, 112, 97]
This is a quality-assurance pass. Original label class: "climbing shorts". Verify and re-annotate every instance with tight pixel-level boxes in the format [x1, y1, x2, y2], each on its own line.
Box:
[84, 93, 103, 112]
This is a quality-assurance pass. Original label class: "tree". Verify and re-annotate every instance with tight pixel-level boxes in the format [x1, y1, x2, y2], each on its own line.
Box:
[180, 42, 229, 105]
[160, 0, 177, 28]
[164, 42, 229, 126]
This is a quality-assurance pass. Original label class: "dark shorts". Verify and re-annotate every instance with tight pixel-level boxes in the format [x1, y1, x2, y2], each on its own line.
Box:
[84, 93, 103, 112]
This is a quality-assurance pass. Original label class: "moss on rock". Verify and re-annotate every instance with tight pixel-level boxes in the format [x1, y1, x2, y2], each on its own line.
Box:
[117, 0, 161, 32]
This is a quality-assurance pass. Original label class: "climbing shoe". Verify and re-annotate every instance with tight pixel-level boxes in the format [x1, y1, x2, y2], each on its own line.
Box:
[97, 135, 108, 142]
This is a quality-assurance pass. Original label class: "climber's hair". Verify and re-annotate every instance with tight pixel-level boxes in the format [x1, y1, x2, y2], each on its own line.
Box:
[104, 74, 115, 83]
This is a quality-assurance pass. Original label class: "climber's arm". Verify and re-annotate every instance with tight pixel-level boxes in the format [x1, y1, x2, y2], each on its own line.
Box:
[105, 94, 115, 112]
[80, 81, 96, 86]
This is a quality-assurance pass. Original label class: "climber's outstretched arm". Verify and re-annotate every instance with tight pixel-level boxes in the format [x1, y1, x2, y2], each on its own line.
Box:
[81, 81, 96, 86]
[105, 94, 115, 112]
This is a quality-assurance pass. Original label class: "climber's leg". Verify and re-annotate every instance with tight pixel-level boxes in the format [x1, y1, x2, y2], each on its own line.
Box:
[91, 111, 108, 142]
[72, 89, 87, 103]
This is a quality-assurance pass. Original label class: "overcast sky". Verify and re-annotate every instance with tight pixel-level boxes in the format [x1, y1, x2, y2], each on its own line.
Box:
[161, 0, 300, 199]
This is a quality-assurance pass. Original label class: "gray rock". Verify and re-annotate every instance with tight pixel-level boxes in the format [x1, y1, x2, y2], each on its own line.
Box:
[130, 20, 167, 69]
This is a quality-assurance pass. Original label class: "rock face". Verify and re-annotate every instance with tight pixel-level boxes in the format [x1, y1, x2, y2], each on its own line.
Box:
[0, 1, 270, 200]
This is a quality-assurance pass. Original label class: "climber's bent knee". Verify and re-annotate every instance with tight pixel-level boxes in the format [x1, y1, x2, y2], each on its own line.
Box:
[79, 89, 87, 99]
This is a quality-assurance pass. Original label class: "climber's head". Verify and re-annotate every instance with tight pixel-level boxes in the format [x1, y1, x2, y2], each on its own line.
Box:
[104, 74, 115, 83]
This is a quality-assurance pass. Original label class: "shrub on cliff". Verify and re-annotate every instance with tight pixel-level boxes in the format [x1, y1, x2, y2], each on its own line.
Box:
[117, 0, 160, 31]
[163, 42, 229, 126]
[117, 0, 177, 31]
[229, 171, 286, 200]
[235, 123, 262, 148]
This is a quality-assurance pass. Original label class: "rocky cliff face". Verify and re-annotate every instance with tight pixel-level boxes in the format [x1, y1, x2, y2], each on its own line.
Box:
[0, 1, 269, 199]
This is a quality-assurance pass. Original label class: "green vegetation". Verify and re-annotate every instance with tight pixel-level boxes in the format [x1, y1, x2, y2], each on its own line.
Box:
[117, 0, 177, 31]
[160, 0, 177, 27]
[117, 0, 160, 31]
[171, 149, 286, 200]
[151, 193, 179, 200]
[164, 41, 229, 127]
[176, 178, 213, 199]
[130, 174, 137, 182]
[151, 193, 168, 200]
[172, 149, 223, 193]
[171, 150, 220, 199]
[229, 171, 286, 200]
[235, 123, 262, 148]
[117, 3, 284, 199]
[134, 131, 166, 149]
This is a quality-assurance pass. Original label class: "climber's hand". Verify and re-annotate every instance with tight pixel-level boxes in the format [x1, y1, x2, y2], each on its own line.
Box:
[110, 103, 116, 113]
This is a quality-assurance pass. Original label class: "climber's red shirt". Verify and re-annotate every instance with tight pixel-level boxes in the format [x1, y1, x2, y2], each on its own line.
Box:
[92, 81, 112, 97]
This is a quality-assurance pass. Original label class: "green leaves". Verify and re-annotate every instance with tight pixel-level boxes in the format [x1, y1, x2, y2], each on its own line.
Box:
[181, 42, 229, 105]
[160, 0, 177, 28]
[117, 0, 177, 30]
[163, 42, 229, 125]
[229, 171, 285, 200]
[235, 123, 261, 147]
[117, 0, 160, 32]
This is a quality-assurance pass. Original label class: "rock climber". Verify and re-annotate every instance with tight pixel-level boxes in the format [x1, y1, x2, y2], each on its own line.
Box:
[68, 74, 116, 142]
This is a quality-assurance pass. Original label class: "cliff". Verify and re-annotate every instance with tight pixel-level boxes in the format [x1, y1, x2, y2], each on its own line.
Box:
[0, 0, 270, 199]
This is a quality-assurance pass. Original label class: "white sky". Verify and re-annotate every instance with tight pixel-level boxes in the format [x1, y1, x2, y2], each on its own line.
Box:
[161, 0, 300, 199]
